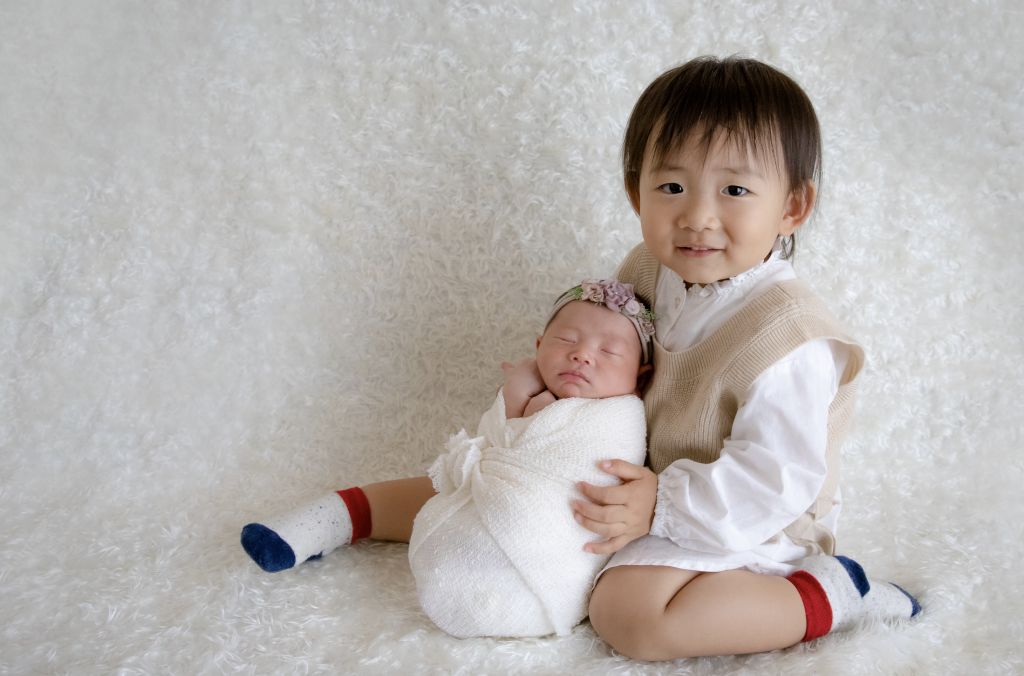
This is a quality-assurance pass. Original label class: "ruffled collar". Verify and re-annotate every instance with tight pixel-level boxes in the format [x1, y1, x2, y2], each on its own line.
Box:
[687, 243, 786, 298]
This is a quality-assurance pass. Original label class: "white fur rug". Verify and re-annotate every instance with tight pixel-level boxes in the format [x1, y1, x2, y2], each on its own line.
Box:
[2, 1, 1022, 674]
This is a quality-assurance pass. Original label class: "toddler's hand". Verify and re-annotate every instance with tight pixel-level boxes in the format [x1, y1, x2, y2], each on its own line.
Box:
[573, 459, 658, 555]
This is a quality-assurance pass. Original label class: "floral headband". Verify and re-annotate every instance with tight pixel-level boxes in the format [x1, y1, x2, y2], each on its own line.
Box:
[545, 277, 659, 364]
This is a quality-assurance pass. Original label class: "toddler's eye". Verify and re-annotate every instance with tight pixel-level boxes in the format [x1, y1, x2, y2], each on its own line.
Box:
[659, 183, 683, 195]
[724, 185, 748, 197]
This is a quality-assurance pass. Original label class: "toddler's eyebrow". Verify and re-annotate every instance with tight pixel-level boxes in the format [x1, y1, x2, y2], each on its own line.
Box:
[654, 162, 764, 179]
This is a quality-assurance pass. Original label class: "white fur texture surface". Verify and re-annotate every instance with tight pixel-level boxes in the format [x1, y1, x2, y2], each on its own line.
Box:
[1, 1, 1021, 674]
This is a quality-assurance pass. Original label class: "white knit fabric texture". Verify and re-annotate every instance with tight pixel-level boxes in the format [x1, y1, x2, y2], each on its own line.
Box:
[409, 391, 647, 638]
[261, 492, 354, 564]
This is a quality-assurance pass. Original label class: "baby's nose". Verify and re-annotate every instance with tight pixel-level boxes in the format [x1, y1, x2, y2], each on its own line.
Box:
[572, 350, 593, 364]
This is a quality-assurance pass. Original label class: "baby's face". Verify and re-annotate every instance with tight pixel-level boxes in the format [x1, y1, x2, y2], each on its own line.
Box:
[535, 301, 643, 400]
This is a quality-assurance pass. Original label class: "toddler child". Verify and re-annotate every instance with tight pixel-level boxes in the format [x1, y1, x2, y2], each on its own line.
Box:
[574, 55, 922, 659]
[242, 279, 656, 637]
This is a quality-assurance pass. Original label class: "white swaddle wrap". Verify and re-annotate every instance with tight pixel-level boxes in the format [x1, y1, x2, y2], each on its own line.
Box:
[409, 389, 647, 638]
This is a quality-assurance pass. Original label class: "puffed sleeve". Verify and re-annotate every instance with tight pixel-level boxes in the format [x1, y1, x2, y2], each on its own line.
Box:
[649, 339, 845, 553]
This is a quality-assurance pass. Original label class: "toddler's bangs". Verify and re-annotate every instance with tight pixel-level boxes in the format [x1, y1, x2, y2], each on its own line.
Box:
[623, 56, 821, 198]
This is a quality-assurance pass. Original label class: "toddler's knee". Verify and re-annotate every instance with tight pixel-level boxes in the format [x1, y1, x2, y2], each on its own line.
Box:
[589, 596, 670, 661]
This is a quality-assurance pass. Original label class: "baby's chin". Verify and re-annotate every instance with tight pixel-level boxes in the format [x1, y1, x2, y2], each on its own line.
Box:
[551, 383, 636, 400]
[548, 382, 591, 400]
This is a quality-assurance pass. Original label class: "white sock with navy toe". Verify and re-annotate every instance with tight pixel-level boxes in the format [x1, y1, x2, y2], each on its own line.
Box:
[241, 487, 372, 572]
[787, 555, 922, 641]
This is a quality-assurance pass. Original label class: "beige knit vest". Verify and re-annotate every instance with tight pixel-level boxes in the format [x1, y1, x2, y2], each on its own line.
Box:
[617, 243, 865, 555]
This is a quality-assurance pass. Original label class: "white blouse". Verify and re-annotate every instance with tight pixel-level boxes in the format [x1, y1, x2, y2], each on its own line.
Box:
[604, 249, 850, 576]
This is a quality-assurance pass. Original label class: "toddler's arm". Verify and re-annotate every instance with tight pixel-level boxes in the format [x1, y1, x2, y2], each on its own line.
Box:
[595, 340, 839, 556]
[500, 358, 550, 419]
[573, 459, 658, 555]
[574, 342, 844, 555]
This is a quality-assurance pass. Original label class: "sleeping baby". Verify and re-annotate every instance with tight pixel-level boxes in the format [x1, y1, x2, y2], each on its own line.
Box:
[408, 278, 654, 637]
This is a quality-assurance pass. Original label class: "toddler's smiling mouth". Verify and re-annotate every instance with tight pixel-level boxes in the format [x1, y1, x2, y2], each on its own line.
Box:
[679, 245, 721, 257]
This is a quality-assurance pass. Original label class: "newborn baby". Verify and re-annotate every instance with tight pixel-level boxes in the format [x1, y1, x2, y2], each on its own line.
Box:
[408, 279, 655, 638]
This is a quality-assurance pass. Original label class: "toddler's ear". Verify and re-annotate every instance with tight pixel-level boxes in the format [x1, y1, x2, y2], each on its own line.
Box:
[780, 180, 817, 236]
[536, 335, 543, 352]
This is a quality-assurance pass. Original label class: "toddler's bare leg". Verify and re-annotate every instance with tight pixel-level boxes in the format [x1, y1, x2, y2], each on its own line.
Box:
[362, 476, 437, 543]
[589, 565, 805, 660]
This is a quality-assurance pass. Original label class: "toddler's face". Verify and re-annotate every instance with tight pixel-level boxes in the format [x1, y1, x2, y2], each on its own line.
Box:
[631, 129, 812, 284]
[535, 301, 643, 401]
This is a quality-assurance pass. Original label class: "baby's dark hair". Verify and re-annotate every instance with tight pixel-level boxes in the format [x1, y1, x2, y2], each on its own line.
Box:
[622, 56, 822, 259]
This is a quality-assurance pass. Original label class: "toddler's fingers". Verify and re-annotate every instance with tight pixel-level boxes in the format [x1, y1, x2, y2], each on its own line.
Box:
[572, 499, 626, 525]
[574, 509, 626, 538]
[598, 458, 649, 480]
[577, 481, 616, 506]
[584, 534, 630, 556]
[579, 480, 635, 507]
[500, 361, 515, 373]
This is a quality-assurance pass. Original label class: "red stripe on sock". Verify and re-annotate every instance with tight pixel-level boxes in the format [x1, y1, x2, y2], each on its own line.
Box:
[337, 487, 372, 543]
[788, 570, 833, 642]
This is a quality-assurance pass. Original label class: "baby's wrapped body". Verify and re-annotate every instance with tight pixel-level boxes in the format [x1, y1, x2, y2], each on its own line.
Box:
[409, 389, 647, 638]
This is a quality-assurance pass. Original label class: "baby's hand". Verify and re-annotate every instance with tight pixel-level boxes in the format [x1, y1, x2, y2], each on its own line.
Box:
[523, 390, 557, 417]
[500, 358, 547, 418]
[572, 459, 658, 555]
[500, 358, 545, 395]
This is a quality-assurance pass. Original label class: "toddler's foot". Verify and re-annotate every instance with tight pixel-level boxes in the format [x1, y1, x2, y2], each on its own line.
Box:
[788, 555, 921, 641]
[241, 487, 371, 572]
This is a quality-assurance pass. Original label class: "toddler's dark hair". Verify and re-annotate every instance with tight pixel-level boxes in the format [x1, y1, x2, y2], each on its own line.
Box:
[622, 56, 822, 259]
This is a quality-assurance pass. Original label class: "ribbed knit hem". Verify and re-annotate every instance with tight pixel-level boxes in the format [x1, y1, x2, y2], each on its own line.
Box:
[337, 487, 372, 542]
[788, 570, 833, 641]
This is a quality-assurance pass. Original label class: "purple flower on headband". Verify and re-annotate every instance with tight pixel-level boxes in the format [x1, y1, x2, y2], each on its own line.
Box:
[580, 279, 604, 303]
[638, 315, 655, 338]
[602, 280, 634, 313]
[623, 298, 641, 316]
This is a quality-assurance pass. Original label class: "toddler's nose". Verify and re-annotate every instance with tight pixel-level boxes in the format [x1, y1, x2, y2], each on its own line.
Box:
[680, 192, 719, 230]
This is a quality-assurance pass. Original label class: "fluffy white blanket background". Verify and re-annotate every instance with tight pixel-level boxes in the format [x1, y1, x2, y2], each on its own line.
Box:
[1, 0, 1021, 674]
